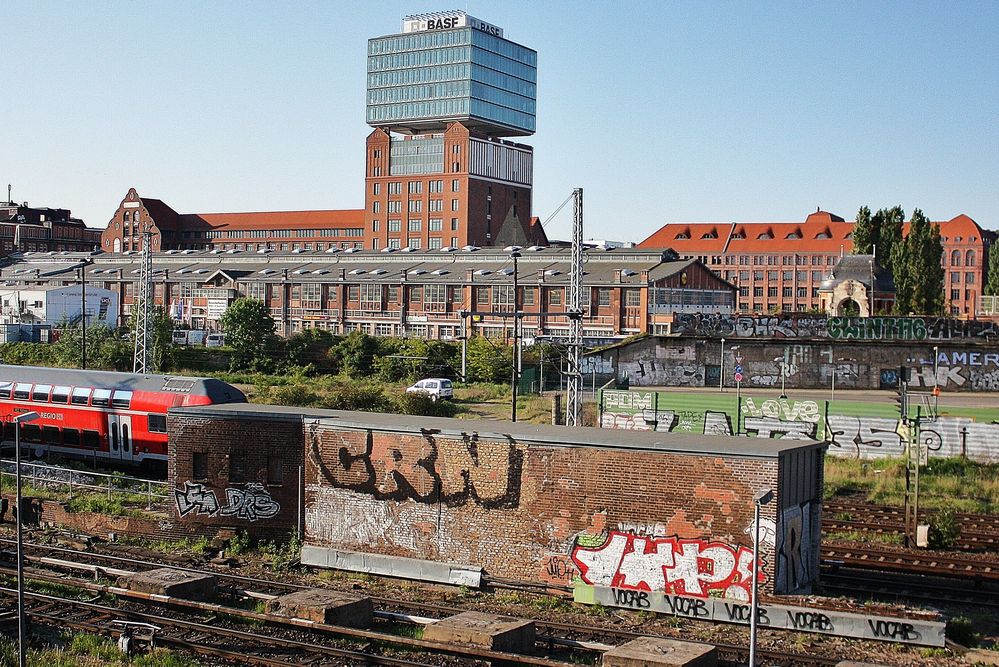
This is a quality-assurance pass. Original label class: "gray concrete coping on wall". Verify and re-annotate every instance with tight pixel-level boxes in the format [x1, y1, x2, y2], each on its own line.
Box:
[170, 403, 825, 460]
[301, 544, 482, 587]
[575, 585, 945, 648]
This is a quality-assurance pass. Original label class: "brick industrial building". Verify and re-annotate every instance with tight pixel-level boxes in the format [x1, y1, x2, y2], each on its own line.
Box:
[100, 11, 545, 256]
[640, 210, 994, 317]
[1, 198, 101, 254]
[167, 403, 825, 597]
[0, 247, 734, 342]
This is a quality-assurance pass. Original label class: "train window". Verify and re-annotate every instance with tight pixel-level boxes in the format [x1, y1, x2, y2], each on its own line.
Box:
[148, 414, 167, 433]
[63, 428, 81, 446]
[92, 389, 112, 408]
[71, 387, 92, 405]
[20, 424, 41, 442]
[42, 426, 60, 444]
[121, 424, 130, 452]
[52, 386, 71, 403]
[14, 383, 31, 400]
[0, 381, 13, 398]
[82, 430, 100, 449]
[111, 390, 133, 409]
[32, 384, 52, 402]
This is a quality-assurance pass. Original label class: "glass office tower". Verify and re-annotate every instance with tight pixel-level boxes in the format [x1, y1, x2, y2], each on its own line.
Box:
[366, 11, 537, 137]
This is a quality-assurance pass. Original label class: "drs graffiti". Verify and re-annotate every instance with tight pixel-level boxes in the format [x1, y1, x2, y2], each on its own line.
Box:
[174, 481, 281, 522]
[600, 390, 999, 463]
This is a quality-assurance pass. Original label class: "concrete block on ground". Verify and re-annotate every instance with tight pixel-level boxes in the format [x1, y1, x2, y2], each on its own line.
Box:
[265, 588, 373, 627]
[423, 610, 535, 653]
[964, 650, 999, 666]
[119, 567, 217, 601]
[603, 636, 717, 667]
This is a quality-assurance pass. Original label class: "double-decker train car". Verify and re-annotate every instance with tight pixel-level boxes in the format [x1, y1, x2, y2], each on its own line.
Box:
[0, 365, 246, 465]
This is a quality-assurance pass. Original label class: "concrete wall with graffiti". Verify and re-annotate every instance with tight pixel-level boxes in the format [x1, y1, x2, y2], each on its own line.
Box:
[599, 389, 999, 464]
[589, 332, 999, 392]
[671, 314, 998, 341]
[302, 415, 823, 598]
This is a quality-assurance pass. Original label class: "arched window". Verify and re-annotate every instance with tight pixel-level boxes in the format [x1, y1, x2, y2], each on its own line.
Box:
[951, 249, 961, 267]
[966, 249, 976, 267]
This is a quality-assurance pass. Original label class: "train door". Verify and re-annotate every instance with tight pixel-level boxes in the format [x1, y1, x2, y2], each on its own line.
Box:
[107, 415, 134, 462]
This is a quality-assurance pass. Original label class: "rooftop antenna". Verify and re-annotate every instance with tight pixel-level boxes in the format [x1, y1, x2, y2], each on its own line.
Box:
[7, 185, 10, 205]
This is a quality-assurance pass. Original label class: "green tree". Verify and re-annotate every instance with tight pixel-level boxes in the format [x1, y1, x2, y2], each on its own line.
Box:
[986, 247, 999, 296]
[873, 206, 905, 276]
[904, 210, 944, 315]
[465, 336, 512, 383]
[219, 297, 277, 370]
[891, 236, 912, 315]
[852, 206, 876, 254]
[332, 330, 377, 377]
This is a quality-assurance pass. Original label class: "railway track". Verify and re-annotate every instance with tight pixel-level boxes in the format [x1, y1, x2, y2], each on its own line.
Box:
[819, 564, 999, 611]
[0, 539, 853, 667]
[820, 543, 999, 582]
[823, 501, 999, 551]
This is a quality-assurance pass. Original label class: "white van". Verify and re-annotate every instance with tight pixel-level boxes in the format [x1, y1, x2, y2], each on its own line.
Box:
[172, 330, 189, 345]
[405, 378, 454, 401]
[205, 333, 225, 348]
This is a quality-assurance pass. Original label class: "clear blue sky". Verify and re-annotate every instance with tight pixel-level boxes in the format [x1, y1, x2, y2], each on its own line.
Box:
[4, 1, 997, 242]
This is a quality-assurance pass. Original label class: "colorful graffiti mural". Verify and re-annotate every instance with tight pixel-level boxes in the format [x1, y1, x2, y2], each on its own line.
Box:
[672, 313, 998, 341]
[600, 389, 999, 463]
[571, 532, 761, 601]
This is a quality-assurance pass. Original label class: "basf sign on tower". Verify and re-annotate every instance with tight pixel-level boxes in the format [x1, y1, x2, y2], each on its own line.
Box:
[403, 11, 503, 38]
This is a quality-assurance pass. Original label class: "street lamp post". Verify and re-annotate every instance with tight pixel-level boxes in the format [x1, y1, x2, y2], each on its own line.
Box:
[13, 410, 40, 667]
[508, 248, 521, 422]
[932, 345, 940, 415]
[719, 338, 726, 392]
[750, 488, 774, 667]
[773, 351, 788, 399]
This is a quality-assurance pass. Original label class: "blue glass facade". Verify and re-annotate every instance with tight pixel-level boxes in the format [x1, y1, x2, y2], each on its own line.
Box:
[367, 27, 537, 136]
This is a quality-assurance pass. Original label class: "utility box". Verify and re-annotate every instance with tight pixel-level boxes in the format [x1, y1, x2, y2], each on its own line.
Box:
[916, 524, 930, 548]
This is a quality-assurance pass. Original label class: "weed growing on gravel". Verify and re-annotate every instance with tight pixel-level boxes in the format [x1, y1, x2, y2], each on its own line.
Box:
[530, 594, 573, 613]
[947, 616, 978, 647]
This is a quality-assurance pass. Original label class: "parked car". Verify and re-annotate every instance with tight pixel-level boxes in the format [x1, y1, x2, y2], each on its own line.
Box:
[405, 378, 453, 401]
[205, 333, 225, 347]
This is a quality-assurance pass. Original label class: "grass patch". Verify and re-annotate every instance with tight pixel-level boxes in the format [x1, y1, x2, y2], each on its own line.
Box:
[824, 456, 999, 513]
[824, 530, 904, 546]
[0, 632, 200, 667]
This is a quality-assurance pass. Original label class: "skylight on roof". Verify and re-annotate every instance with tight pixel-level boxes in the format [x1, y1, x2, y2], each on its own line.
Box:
[349, 268, 366, 275]
[370, 268, 387, 275]
[409, 269, 426, 275]
[474, 269, 491, 276]
[462, 245, 480, 252]
[259, 269, 276, 275]
[431, 269, 449, 275]
[293, 269, 309, 275]
[325, 247, 341, 253]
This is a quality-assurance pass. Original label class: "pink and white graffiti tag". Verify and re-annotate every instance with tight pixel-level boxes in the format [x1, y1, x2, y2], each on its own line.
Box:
[571, 532, 762, 601]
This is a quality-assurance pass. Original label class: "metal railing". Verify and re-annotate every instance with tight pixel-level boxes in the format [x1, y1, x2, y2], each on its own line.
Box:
[0, 460, 169, 510]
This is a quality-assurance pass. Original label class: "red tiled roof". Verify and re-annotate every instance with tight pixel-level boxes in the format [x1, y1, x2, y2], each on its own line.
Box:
[177, 209, 364, 231]
[639, 211, 987, 255]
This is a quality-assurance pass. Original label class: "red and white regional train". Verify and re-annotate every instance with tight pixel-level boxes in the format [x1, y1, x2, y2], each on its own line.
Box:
[0, 365, 246, 465]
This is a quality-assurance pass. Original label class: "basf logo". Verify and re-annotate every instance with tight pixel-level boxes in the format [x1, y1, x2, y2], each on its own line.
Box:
[403, 11, 504, 38]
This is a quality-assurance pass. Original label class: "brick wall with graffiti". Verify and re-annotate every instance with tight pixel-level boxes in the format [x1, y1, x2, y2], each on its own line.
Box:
[589, 333, 999, 392]
[599, 389, 999, 464]
[303, 415, 823, 598]
[168, 413, 303, 538]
